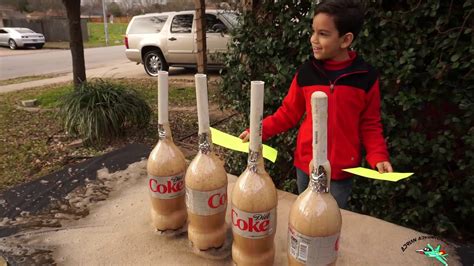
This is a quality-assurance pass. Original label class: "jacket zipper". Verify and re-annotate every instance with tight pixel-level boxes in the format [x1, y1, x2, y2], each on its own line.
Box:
[330, 71, 368, 93]
[311, 61, 369, 93]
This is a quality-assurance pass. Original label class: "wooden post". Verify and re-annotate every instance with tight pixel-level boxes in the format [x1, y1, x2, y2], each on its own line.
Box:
[194, 0, 207, 74]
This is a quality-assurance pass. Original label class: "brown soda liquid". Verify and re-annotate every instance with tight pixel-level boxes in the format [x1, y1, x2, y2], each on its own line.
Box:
[186, 152, 228, 250]
[288, 164, 342, 265]
[147, 125, 187, 231]
[231, 155, 277, 266]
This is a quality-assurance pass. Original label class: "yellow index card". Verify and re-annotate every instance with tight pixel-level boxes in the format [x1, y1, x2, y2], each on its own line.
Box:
[343, 167, 413, 182]
[210, 127, 278, 163]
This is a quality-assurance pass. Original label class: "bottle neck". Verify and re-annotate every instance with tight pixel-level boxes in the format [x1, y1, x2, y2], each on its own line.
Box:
[158, 123, 173, 141]
[309, 165, 330, 193]
[247, 146, 265, 173]
[198, 132, 212, 154]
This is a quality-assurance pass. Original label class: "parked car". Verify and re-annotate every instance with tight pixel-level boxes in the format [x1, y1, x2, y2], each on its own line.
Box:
[125, 10, 238, 76]
[0, 27, 45, 50]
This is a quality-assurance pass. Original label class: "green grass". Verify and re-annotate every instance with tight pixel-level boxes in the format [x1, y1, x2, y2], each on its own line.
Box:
[3, 83, 73, 108]
[43, 23, 128, 49]
[87, 22, 128, 46]
[112, 78, 217, 107]
[36, 85, 73, 108]
[169, 86, 198, 106]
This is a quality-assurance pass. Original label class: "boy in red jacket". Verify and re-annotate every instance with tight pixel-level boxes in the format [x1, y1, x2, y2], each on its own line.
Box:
[240, 0, 393, 208]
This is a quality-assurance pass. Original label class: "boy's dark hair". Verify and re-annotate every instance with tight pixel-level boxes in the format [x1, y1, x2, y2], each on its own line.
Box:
[315, 0, 365, 39]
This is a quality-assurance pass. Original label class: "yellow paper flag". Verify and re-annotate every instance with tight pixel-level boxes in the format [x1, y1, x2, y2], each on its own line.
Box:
[343, 167, 413, 182]
[209, 127, 278, 163]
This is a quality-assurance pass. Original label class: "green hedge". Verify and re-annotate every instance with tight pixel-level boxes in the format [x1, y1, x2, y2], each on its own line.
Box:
[218, 0, 473, 241]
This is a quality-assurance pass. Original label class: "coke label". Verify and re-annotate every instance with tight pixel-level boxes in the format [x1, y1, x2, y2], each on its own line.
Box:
[231, 206, 276, 239]
[186, 186, 227, 216]
[288, 226, 339, 264]
[148, 173, 185, 199]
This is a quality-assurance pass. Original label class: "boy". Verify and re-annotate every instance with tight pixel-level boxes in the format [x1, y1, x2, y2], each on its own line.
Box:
[240, 0, 393, 209]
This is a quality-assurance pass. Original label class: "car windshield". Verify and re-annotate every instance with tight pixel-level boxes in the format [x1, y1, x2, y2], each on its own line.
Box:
[16, 29, 35, 33]
[219, 12, 239, 28]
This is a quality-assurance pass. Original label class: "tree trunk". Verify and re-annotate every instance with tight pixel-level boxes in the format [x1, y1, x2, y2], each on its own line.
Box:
[194, 0, 207, 74]
[62, 0, 86, 88]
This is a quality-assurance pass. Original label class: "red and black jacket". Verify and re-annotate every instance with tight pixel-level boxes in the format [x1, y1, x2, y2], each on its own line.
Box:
[261, 51, 390, 180]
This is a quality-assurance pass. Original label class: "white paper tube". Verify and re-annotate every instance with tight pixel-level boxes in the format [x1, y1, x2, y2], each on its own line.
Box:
[195, 74, 210, 134]
[249, 81, 264, 151]
[311, 91, 328, 169]
[158, 71, 169, 124]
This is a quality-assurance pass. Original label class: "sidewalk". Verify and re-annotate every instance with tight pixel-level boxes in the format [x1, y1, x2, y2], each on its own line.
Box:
[0, 62, 144, 94]
[0, 62, 220, 94]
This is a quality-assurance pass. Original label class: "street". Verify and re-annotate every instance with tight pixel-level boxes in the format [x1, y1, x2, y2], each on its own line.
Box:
[0, 45, 127, 80]
[0, 45, 221, 94]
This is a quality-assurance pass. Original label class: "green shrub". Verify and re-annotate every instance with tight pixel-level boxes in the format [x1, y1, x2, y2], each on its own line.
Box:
[352, 0, 474, 241]
[219, 1, 317, 190]
[219, 1, 473, 240]
[59, 80, 152, 145]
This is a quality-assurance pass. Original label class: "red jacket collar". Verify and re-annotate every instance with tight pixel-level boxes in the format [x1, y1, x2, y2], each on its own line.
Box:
[323, 51, 357, 70]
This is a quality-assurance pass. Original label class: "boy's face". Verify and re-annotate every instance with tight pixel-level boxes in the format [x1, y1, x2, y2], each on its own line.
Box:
[310, 13, 353, 61]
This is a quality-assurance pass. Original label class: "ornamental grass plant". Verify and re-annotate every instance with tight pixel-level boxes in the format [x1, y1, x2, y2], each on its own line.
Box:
[58, 79, 151, 145]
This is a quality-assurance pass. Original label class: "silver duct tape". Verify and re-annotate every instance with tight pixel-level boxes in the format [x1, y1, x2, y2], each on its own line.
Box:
[247, 149, 260, 173]
[198, 132, 211, 154]
[158, 124, 166, 140]
[310, 165, 329, 193]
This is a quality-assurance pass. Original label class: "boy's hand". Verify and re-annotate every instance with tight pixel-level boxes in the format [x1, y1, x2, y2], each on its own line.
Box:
[239, 130, 250, 142]
[375, 161, 393, 173]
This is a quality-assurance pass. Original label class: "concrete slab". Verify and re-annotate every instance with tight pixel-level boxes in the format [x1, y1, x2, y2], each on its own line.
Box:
[6, 161, 461, 265]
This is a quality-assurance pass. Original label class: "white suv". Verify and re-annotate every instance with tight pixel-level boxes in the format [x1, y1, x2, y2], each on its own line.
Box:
[125, 10, 238, 76]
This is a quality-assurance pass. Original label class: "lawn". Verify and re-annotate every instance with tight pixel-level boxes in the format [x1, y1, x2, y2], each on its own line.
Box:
[43, 22, 128, 49]
[87, 22, 128, 46]
[0, 78, 229, 191]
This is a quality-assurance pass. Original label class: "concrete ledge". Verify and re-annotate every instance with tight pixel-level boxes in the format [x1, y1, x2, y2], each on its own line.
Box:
[21, 99, 38, 107]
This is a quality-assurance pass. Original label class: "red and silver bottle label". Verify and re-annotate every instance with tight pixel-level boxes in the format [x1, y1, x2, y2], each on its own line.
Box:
[186, 186, 227, 216]
[288, 225, 339, 264]
[148, 173, 185, 199]
[231, 206, 276, 239]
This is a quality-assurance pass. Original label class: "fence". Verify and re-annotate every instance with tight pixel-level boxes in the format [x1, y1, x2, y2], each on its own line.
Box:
[87, 16, 131, 24]
[2, 18, 89, 42]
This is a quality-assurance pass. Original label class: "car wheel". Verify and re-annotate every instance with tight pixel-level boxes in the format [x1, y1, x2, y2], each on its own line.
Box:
[35, 44, 44, 49]
[8, 39, 17, 50]
[143, 50, 168, 76]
